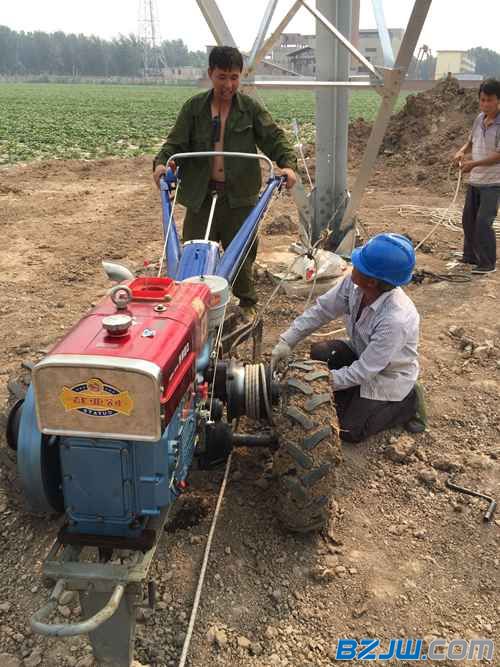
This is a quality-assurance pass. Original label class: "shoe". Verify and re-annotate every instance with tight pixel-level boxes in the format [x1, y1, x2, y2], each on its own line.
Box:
[405, 382, 428, 434]
[471, 266, 497, 275]
[405, 419, 426, 434]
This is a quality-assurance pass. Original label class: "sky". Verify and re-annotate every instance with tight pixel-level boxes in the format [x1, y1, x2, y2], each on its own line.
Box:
[1, 1, 498, 54]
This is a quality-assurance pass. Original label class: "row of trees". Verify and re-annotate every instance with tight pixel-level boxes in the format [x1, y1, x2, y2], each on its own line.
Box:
[0, 26, 206, 77]
[468, 47, 500, 78]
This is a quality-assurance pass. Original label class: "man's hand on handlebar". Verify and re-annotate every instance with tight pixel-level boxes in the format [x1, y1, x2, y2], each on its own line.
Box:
[153, 160, 177, 189]
[279, 168, 297, 190]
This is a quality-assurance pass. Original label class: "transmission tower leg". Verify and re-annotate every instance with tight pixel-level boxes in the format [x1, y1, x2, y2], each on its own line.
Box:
[331, 0, 352, 246]
[313, 0, 338, 244]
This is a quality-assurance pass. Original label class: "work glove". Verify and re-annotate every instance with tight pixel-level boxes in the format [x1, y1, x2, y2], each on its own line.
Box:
[271, 340, 292, 368]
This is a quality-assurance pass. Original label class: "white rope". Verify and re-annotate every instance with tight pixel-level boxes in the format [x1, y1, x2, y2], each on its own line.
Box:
[381, 168, 500, 251]
[177, 450, 233, 667]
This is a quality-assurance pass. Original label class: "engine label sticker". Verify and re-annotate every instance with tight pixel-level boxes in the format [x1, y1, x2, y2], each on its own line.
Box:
[59, 378, 134, 417]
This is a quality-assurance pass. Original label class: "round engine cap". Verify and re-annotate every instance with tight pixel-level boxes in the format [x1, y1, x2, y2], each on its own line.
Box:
[102, 314, 133, 336]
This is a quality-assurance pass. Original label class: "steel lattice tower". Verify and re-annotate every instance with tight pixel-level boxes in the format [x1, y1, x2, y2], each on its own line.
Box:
[138, 0, 163, 78]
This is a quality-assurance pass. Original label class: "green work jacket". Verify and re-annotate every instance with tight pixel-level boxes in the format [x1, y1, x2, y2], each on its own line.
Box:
[153, 89, 297, 211]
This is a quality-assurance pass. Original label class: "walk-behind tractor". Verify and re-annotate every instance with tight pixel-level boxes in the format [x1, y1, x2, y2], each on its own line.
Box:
[6, 152, 341, 666]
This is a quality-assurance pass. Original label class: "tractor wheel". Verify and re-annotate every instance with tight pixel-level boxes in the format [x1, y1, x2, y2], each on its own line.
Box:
[272, 359, 342, 533]
[4, 365, 32, 451]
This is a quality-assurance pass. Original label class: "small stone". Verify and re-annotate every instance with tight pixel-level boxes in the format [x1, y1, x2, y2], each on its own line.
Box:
[59, 591, 76, 606]
[250, 642, 263, 656]
[352, 607, 368, 619]
[174, 631, 186, 647]
[58, 605, 72, 618]
[24, 652, 42, 667]
[348, 567, 358, 575]
[324, 554, 338, 568]
[413, 529, 427, 540]
[335, 565, 347, 578]
[270, 589, 282, 603]
[237, 636, 251, 650]
[207, 627, 228, 648]
[269, 655, 280, 665]
[385, 435, 417, 463]
[0, 654, 22, 667]
[417, 468, 438, 487]
[309, 566, 335, 582]
[448, 325, 464, 338]
[75, 658, 94, 667]
[265, 625, 278, 639]
[432, 457, 459, 472]
[224, 546, 231, 556]
[0, 602, 12, 613]
[190, 535, 202, 545]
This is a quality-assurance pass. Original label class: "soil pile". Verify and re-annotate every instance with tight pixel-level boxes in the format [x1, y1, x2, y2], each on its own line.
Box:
[380, 77, 480, 190]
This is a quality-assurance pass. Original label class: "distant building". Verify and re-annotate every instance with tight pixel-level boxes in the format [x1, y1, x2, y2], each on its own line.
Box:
[268, 33, 315, 69]
[435, 51, 476, 80]
[352, 28, 404, 74]
[205, 45, 298, 78]
[268, 29, 404, 78]
[164, 66, 204, 82]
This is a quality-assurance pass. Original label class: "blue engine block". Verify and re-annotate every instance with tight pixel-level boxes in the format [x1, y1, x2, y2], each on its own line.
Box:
[48, 393, 197, 538]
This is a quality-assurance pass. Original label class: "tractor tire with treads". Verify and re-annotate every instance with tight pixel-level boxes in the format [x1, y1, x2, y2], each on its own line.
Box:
[272, 360, 342, 533]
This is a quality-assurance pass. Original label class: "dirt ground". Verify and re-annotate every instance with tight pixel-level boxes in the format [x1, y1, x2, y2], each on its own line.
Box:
[0, 155, 498, 667]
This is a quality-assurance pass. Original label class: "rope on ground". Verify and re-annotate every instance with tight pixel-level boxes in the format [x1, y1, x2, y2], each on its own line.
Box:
[380, 167, 500, 250]
[177, 450, 233, 667]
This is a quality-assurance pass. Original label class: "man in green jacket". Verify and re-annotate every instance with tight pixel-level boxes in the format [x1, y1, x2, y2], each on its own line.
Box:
[153, 46, 297, 317]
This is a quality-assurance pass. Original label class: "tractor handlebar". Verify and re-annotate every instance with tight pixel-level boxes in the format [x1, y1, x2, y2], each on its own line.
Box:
[31, 579, 125, 637]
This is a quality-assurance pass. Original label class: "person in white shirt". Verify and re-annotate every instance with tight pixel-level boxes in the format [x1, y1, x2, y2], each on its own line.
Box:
[454, 78, 500, 275]
[272, 233, 424, 443]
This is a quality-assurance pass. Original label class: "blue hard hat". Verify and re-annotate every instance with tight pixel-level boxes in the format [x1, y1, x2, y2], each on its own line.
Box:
[351, 233, 416, 286]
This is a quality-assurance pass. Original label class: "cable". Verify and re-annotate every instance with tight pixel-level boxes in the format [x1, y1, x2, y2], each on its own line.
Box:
[414, 168, 462, 251]
[381, 167, 500, 251]
[177, 450, 233, 667]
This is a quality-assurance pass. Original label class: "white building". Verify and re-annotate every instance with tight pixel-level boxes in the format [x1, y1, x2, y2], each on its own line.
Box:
[435, 51, 476, 80]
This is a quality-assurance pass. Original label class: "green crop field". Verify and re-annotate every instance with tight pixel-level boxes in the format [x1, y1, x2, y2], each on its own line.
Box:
[0, 83, 409, 165]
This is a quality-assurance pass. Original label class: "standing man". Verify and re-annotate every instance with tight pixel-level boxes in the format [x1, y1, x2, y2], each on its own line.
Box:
[272, 234, 423, 443]
[454, 78, 500, 275]
[153, 46, 297, 317]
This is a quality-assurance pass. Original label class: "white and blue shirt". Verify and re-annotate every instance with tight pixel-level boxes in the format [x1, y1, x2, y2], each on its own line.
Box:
[469, 111, 500, 187]
[281, 274, 420, 402]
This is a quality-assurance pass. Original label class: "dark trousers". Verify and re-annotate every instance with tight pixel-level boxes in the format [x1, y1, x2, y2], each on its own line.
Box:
[183, 192, 257, 306]
[461, 184, 499, 268]
[310, 340, 417, 444]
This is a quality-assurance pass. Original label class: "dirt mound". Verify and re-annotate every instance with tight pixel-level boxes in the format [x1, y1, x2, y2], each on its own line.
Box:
[379, 78, 480, 191]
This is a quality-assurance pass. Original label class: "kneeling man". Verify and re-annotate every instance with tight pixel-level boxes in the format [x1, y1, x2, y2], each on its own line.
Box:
[272, 233, 422, 443]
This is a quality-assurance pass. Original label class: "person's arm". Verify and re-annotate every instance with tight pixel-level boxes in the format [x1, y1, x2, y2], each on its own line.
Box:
[332, 315, 405, 391]
[152, 100, 193, 187]
[253, 100, 298, 188]
[280, 275, 351, 348]
[461, 151, 500, 173]
[453, 138, 472, 164]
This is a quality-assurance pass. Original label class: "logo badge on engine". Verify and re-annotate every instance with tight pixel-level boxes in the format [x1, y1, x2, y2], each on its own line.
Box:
[59, 378, 134, 417]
